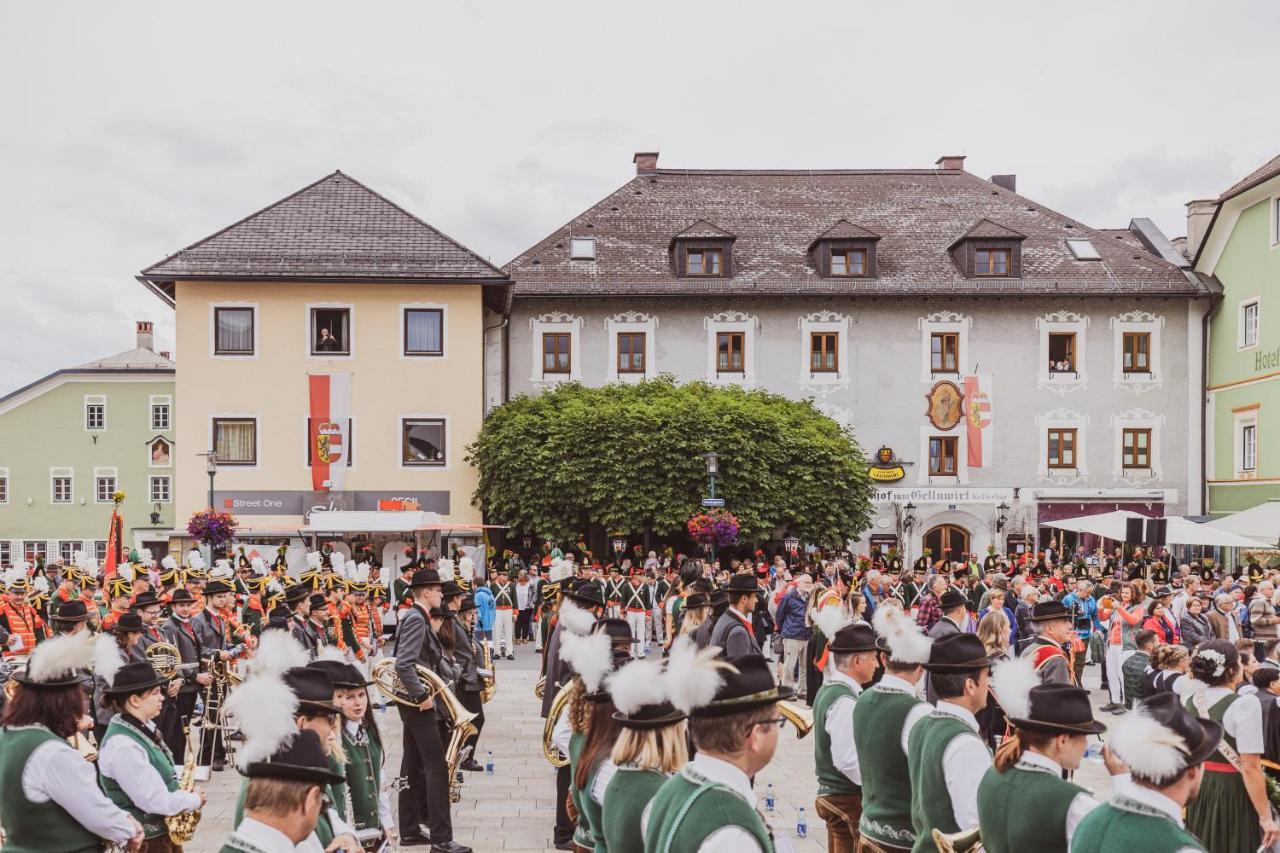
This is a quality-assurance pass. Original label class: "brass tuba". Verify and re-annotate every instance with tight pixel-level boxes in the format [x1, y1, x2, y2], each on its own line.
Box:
[371, 659, 478, 803]
[145, 641, 182, 678]
[534, 675, 546, 699]
[932, 826, 984, 853]
[778, 700, 814, 738]
[541, 681, 576, 767]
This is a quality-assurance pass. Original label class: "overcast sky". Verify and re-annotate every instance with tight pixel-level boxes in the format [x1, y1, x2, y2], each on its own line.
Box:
[2, 1, 1276, 389]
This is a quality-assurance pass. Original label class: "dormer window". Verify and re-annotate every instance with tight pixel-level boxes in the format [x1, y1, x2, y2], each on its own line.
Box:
[974, 248, 1010, 276]
[830, 248, 867, 277]
[949, 219, 1024, 279]
[687, 248, 723, 276]
[810, 220, 880, 279]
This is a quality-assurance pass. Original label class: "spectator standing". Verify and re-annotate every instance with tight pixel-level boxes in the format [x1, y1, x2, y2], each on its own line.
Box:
[1179, 595, 1212, 648]
[774, 574, 813, 694]
[514, 570, 534, 643]
[473, 581, 496, 653]
[1249, 581, 1279, 643]
[1098, 582, 1144, 711]
[1207, 592, 1244, 641]
[914, 576, 947, 632]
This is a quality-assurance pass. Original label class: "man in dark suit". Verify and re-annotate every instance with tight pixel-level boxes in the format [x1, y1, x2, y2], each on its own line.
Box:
[709, 573, 762, 657]
[160, 588, 217, 760]
[283, 585, 318, 657]
[925, 588, 969, 703]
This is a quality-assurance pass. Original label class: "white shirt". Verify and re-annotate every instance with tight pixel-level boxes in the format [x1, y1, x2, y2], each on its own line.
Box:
[344, 721, 393, 830]
[590, 758, 617, 805]
[823, 668, 863, 785]
[906, 702, 990, 830]
[640, 753, 767, 853]
[228, 816, 299, 853]
[21, 737, 137, 845]
[551, 696, 573, 756]
[516, 582, 531, 610]
[97, 722, 202, 816]
[1195, 685, 1265, 753]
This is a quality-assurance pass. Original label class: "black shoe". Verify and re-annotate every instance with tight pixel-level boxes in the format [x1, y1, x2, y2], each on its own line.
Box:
[212, 761, 225, 772]
[461, 758, 484, 772]
[400, 833, 432, 846]
[432, 843, 472, 853]
[554, 843, 574, 851]
[506, 654, 515, 661]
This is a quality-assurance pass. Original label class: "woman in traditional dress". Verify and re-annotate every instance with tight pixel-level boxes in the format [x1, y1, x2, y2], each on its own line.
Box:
[330, 661, 392, 850]
[559, 626, 617, 853]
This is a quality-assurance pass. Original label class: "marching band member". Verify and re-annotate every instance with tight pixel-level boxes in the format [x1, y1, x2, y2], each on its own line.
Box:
[644, 652, 791, 852]
[490, 565, 517, 660]
[0, 632, 142, 850]
[621, 568, 652, 657]
[98, 658, 205, 853]
[559, 626, 617, 853]
[161, 587, 218, 761]
[92, 611, 148, 743]
[329, 661, 394, 850]
[1019, 600, 1075, 685]
[0, 563, 49, 656]
[100, 566, 135, 631]
[905, 633, 998, 851]
[285, 585, 320, 656]
[193, 578, 242, 771]
[339, 563, 378, 672]
[443, 583, 486, 772]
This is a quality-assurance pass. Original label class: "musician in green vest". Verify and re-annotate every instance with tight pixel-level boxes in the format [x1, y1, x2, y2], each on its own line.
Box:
[856, 604, 933, 851]
[810, 610, 880, 853]
[559, 620, 623, 853]
[976, 657, 1125, 852]
[905, 632, 999, 853]
[98, 659, 204, 852]
[322, 661, 393, 850]
[645, 652, 791, 853]
[0, 632, 142, 852]
[1072, 692, 1226, 853]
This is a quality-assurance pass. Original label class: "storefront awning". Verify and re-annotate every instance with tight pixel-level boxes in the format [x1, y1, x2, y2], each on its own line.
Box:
[1045, 510, 1270, 547]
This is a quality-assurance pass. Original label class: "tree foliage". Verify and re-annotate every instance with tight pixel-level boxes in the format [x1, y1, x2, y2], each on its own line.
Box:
[466, 377, 874, 546]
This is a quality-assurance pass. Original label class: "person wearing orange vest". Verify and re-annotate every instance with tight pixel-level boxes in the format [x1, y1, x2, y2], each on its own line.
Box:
[99, 571, 133, 633]
[0, 566, 48, 656]
[339, 565, 378, 665]
[1019, 600, 1075, 685]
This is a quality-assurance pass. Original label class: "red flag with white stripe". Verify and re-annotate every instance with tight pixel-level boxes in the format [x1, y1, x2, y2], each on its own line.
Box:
[964, 374, 993, 468]
[308, 373, 351, 491]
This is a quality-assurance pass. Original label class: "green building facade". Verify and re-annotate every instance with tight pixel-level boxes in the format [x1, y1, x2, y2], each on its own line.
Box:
[1195, 156, 1280, 515]
[0, 322, 176, 567]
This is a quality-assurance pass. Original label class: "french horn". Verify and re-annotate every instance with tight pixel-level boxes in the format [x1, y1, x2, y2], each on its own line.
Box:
[778, 700, 814, 738]
[541, 681, 576, 767]
[932, 826, 984, 853]
[371, 658, 478, 803]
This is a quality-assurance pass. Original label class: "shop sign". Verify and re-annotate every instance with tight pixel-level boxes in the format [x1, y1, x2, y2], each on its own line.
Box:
[869, 446, 907, 482]
[215, 489, 450, 516]
[874, 487, 1015, 504]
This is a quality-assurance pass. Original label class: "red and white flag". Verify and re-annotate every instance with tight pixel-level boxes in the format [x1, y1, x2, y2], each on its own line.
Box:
[964, 374, 993, 468]
[308, 373, 351, 491]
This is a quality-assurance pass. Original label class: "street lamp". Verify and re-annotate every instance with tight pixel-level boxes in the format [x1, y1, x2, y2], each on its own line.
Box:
[204, 450, 218, 510]
[996, 501, 1010, 533]
[612, 536, 627, 557]
[150, 502, 162, 526]
[703, 452, 719, 498]
[902, 502, 917, 529]
[783, 535, 801, 558]
[522, 534, 532, 550]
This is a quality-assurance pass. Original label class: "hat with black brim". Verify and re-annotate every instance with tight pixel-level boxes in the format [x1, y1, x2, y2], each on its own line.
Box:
[569, 581, 606, 609]
[283, 666, 342, 715]
[1111, 692, 1223, 778]
[308, 659, 371, 690]
[54, 600, 91, 622]
[827, 624, 879, 654]
[613, 701, 686, 729]
[408, 570, 443, 589]
[1007, 683, 1107, 735]
[1028, 601, 1072, 623]
[103, 661, 169, 697]
[921, 633, 1003, 673]
[244, 728, 346, 786]
[592, 617, 642, 644]
[938, 588, 968, 610]
[111, 612, 146, 634]
[691, 653, 795, 718]
[283, 585, 310, 605]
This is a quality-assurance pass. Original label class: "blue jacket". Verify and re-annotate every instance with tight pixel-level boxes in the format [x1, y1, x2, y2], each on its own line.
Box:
[775, 590, 811, 641]
[474, 585, 496, 632]
[1061, 592, 1101, 639]
[862, 585, 878, 620]
[976, 604, 1019, 645]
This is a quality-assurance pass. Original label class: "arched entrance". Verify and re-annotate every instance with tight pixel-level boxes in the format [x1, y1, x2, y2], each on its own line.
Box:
[924, 524, 971, 565]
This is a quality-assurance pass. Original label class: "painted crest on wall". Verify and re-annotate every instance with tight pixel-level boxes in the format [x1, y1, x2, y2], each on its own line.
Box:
[924, 381, 965, 430]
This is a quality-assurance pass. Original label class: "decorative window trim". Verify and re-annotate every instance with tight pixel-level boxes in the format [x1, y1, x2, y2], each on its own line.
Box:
[93, 467, 119, 504]
[529, 312, 583, 383]
[1238, 297, 1261, 351]
[918, 426, 968, 484]
[918, 311, 972, 383]
[1036, 312, 1088, 394]
[50, 467, 73, 505]
[400, 303, 448, 359]
[149, 475, 172, 504]
[704, 311, 758, 385]
[399, 414, 451, 471]
[605, 312, 658, 382]
[210, 414, 260, 468]
[149, 395, 172, 431]
[305, 302, 356, 359]
[1110, 311, 1164, 391]
[1233, 406, 1260, 479]
[84, 395, 106, 432]
[0, 467, 8, 504]
[148, 437, 173, 469]
[1035, 409, 1088, 481]
[1111, 408, 1164, 484]
[798, 311, 851, 386]
[210, 302, 258, 359]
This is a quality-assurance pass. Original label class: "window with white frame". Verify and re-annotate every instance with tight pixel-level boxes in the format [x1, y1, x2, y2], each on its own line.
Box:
[310, 306, 351, 356]
[1244, 423, 1258, 472]
[1111, 312, 1163, 386]
[94, 540, 107, 563]
[151, 396, 171, 431]
[704, 311, 757, 384]
[213, 418, 257, 465]
[1274, 197, 1280, 246]
[530, 314, 583, 382]
[51, 469, 72, 503]
[150, 475, 171, 503]
[1036, 411, 1089, 477]
[606, 313, 658, 381]
[24, 541, 46, 564]
[1241, 300, 1260, 349]
[1235, 407, 1259, 478]
[402, 418, 447, 467]
[0, 541, 9, 567]
[95, 469, 117, 503]
[59, 541, 78, 564]
[85, 396, 106, 430]
[214, 306, 255, 355]
[917, 426, 969, 484]
[1037, 313, 1088, 388]
[0, 468, 7, 504]
[800, 312, 851, 385]
[918, 312, 971, 383]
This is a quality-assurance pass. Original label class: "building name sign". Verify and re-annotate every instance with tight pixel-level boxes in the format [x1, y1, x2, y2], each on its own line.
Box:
[1255, 345, 1280, 373]
[874, 487, 1015, 504]
[214, 490, 450, 516]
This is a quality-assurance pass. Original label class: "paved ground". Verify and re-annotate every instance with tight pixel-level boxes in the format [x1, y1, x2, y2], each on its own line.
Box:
[189, 642, 1120, 852]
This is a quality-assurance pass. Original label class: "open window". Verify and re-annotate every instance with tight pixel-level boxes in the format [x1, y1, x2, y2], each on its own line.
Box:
[311, 307, 351, 356]
[1048, 333, 1076, 374]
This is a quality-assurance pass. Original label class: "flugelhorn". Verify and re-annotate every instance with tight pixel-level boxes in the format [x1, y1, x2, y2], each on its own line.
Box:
[542, 681, 576, 767]
[778, 700, 814, 738]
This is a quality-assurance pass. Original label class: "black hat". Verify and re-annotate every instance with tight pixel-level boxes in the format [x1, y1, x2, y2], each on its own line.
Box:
[266, 606, 293, 630]
[459, 596, 477, 614]
[693, 653, 795, 717]
[440, 581, 463, 598]
[53, 599, 90, 622]
[1153, 585, 1174, 598]
[283, 666, 342, 715]
[308, 593, 329, 610]
[827, 623, 879, 654]
[104, 661, 169, 697]
[613, 701, 686, 729]
[308, 659, 369, 689]
[922, 633, 1001, 672]
[283, 585, 310, 605]
[938, 588, 968, 610]
[243, 728, 346, 786]
[111, 612, 146, 634]
[1115, 693, 1223, 780]
[1029, 601, 1072, 624]
[204, 580, 234, 596]
[592, 617, 641, 645]
[130, 591, 161, 610]
[724, 574, 757, 594]
[684, 592, 710, 609]
[709, 589, 730, 611]
[1007, 683, 1107, 735]
[168, 588, 196, 606]
[569, 581, 606, 609]
[408, 569, 443, 588]
[428, 606, 450, 620]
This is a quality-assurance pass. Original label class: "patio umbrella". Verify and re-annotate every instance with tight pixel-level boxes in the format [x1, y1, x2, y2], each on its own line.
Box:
[1163, 516, 1274, 548]
[1042, 510, 1145, 540]
[1202, 499, 1280, 548]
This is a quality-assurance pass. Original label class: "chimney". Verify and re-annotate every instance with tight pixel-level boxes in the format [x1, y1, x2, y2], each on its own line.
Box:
[633, 151, 659, 175]
[935, 155, 966, 171]
[1185, 199, 1217, 260]
[135, 320, 155, 352]
[990, 174, 1017, 192]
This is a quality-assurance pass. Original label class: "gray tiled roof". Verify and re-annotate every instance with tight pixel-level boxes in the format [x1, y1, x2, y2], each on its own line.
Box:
[74, 346, 174, 371]
[141, 171, 507, 283]
[1218, 154, 1280, 203]
[506, 164, 1199, 298]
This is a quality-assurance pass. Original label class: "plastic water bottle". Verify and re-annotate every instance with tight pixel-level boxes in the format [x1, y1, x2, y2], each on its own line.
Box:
[765, 783, 775, 812]
[485, 750, 494, 775]
[1083, 741, 1105, 763]
[797, 807, 807, 838]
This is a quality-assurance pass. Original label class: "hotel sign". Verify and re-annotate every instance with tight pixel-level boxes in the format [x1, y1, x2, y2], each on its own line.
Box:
[874, 487, 1015, 504]
[1255, 344, 1279, 373]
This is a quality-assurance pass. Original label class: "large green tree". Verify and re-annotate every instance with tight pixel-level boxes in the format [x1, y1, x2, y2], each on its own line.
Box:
[466, 377, 874, 547]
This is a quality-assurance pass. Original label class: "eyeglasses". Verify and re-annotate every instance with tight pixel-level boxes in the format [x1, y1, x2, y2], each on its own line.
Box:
[755, 717, 787, 731]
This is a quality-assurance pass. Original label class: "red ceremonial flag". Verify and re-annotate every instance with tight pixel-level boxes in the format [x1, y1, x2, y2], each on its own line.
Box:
[308, 373, 352, 491]
[964, 374, 993, 468]
[102, 510, 121, 579]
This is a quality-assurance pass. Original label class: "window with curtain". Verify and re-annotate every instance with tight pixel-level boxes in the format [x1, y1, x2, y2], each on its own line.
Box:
[214, 418, 257, 465]
[24, 541, 47, 563]
[404, 309, 444, 356]
[215, 307, 255, 355]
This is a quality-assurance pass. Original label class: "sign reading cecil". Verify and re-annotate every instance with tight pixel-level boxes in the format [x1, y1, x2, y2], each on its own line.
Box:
[308, 373, 351, 492]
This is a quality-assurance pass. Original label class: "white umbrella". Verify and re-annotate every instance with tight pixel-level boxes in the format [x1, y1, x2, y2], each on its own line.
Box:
[1043, 510, 1144, 540]
[1202, 499, 1280, 547]
[1164, 516, 1274, 548]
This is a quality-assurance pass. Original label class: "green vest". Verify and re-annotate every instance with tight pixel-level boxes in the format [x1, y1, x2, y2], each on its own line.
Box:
[580, 761, 610, 853]
[237, 776, 335, 847]
[812, 679, 860, 796]
[0, 725, 102, 853]
[98, 715, 181, 838]
[644, 765, 773, 853]
[975, 761, 1086, 853]
[1070, 795, 1206, 853]
[341, 726, 384, 832]
[854, 685, 921, 849]
[603, 766, 667, 853]
[907, 712, 986, 853]
[568, 731, 593, 847]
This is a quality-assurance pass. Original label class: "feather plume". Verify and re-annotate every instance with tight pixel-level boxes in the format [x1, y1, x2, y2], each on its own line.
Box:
[267, 579, 284, 596]
[186, 551, 205, 571]
[330, 553, 346, 576]
[2, 566, 24, 588]
[94, 633, 126, 683]
[872, 605, 933, 665]
[458, 557, 474, 582]
[211, 559, 233, 579]
[438, 559, 455, 582]
[315, 645, 347, 664]
[14, 559, 31, 575]
[812, 604, 851, 641]
[73, 550, 90, 570]
[1108, 707, 1188, 781]
[305, 552, 322, 572]
[25, 631, 95, 683]
[250, 557, 266, 576]
[558, 599, 596, 636]
[549, 559, 572, 583]
[138, 548, 152, 564]
[664, 638, 731, 714]
[116, 564, 135, 582]
[248, 631, 310, 678]
[224, 675, 300, 768]
[352, 562, 370, 584]
[990, 656, 1038, 721]
[161, 555, 177, 571]
[559, 631, 612, 693]
[608, 658, 667, 715]
[31, 576, 49, 594]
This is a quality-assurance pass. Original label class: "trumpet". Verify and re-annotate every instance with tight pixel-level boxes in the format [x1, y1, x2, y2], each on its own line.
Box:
[542, 681, 576, 767]
[778, 700, 814, 739]
[479, 641, 497, 704]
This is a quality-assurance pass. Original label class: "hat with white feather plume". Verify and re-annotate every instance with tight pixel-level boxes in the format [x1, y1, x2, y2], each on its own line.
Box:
[186, 550, 205, 571]
[12, 631, 95, 689]
[1108, 693, 1222, 784]
[608, 657, 685, 728]
[247, 630, 311, 679]
[872, 602, 933, 665]
[211, 559, 233, 579]
[558, 598, 597, 637]
[161, 555, 177, 571]
[329, 552, 346, 576]
[3, 565, 29, 591]
[250, 556, 266, 576]
[458, 556, 474, 582]
[664, 637, 733, 716]
[559, 630, 614, 700]
[991, 656, 1106, 735]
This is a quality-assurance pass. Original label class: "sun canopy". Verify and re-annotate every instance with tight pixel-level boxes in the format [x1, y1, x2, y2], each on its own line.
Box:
[1044, 510, 1269, 547]
[1043, 510, 1143, 540]
[1203, 500, 1280, 547]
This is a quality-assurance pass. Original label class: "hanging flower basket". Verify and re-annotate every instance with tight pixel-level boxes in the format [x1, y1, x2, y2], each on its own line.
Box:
[687, 509, 740, 548]
[187, 509, 238, 548]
